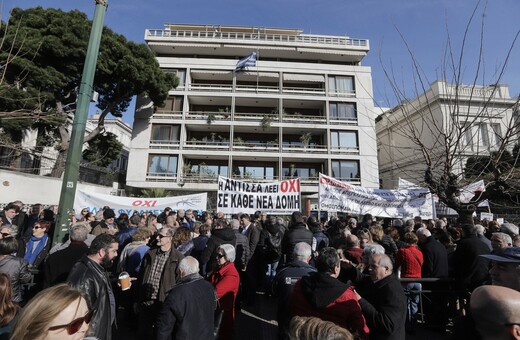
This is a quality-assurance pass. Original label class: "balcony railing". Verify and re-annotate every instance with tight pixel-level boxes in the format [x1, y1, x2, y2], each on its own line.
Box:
[283, 87, 325, 96]
[149, 140, 181, 149]
[282, 114, 326, 124]
[330, 146, 359, 154]
[185, 111, 231, 121]
[188, 83, 232, 92]
[146, 172, 177, 182]
[233, 142, 279, 152]
[152, 111, 183, 119]
[328, 90, 356, 98]
[146, 29, 368, 48]
[234, 112, 277, 121]
[235, 84, 279, 93]
[329, 117, 358, 125]
[282, 144, 327, 153]
[184, 140, 230, 150]
[182, 173, 219, 183]
[232, 174, 280, 182]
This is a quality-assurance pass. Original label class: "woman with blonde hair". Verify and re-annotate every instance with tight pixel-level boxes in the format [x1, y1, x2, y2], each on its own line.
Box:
[289, 316, 354, 340]
[11, 284, 91, 340]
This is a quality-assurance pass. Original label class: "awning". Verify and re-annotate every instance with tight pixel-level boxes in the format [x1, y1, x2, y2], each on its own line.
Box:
[283, 73, 325, 82]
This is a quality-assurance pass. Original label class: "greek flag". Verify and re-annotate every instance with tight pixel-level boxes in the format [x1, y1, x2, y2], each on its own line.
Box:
[235, 52, 257, 71]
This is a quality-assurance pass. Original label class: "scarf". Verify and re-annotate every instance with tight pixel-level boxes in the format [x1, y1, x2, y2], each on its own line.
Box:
[24, 234, 48, 265]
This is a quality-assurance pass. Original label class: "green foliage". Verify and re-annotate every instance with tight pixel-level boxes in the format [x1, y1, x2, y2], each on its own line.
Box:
[82, 132, 123, 167]
[140, 187, 171, 198]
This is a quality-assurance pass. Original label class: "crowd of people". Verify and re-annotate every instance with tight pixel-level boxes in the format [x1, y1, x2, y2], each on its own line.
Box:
[0, 200, 519, 339]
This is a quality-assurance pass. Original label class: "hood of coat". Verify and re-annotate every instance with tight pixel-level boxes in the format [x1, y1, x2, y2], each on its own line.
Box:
[300, 272, 349, 309]
[213, 228, 236, 242]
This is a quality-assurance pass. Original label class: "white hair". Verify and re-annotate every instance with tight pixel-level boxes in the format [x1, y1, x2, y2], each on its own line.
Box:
[178, 256, 200, 277]
[218, 244, 236, 263]
[294, 242, 312, 261]
[363, 243, 385, 258]
[475, 224, 485, 236]
[416, 227, 432, 238]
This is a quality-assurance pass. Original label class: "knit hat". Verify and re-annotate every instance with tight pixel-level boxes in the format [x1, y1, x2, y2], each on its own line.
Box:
[103, 209, 115, 220]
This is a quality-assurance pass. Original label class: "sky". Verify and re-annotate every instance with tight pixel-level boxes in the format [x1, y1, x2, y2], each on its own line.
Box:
[3, 0, 519, 125]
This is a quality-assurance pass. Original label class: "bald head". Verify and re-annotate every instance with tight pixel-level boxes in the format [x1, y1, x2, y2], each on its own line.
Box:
[416, 227, 431, 243]
[471, 285, 520, 340]
[346, 234, 360, 248]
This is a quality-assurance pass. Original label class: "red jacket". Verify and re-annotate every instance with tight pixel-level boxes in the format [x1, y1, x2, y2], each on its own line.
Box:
[210, 262, 240, 339]
[289, 273, 369, 338]
[395, 245, 423, 278]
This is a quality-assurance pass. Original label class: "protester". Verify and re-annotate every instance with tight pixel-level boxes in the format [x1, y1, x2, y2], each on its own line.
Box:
[470, 285, 520, 340]
[10, 284, 90, 340]
[490, 232, 513, 253]
[281, 212, 313, 261]
[355, 253, 407, 340]
[21, 219, 51, 270]
[272, 242, 316, 340]
[481, 247, 520, 291]
[68, 234, 119, 340]
[173, 226, 194, 256]
[92, 208, 118, 236]
[117, 227, 152, 277]
[156, 257, 216, 340]
[289, 247, 369, 338]
[0, 237, 32, 303]
[137, 227, 183, 339]
[0, 272, 19, 339]
[210, 244, 240, 340]
[44, 223, 89, 288]
[200, 218, 236, 275]
[289, 316, 354, 340]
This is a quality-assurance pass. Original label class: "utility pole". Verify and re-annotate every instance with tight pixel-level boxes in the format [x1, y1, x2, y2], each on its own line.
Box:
[54, 0, 108, 246]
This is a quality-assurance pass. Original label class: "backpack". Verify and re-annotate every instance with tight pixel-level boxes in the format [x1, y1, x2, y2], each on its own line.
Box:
[262, 230, 282, 263]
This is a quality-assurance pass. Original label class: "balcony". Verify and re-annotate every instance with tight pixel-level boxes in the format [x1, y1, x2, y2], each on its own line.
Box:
[282, 113, 326, 124]
[282, 86, 325, 96]
[188, 83, 233, 92]
[234, 112, 278, 122]
[146, 172, 177, 182]
[185, 111, 231, 122]
[182, 173, 219, 183]
[149, 140, 180, 150]
[184, 140, 230, 150]
[152, 111, 183, 120]
[231, 174, 280, 182]
[282, 144, 327, 153]
[329, 117, 358, 125]
[233, 141, 279, 152]
[330, 146, 359, 154]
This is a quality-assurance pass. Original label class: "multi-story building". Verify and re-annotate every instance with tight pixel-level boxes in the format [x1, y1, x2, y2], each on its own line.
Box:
[376, 80, 518, 189]
[127, 24, 380, 209]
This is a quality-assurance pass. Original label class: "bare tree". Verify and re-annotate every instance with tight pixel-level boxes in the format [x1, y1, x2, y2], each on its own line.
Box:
[376, 2, 520, 224]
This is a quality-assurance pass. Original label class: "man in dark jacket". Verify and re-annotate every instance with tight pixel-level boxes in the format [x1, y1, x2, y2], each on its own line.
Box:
[44, 223, 89, 288]
[281, 212, 313, 263]
[68, 234, 119, 340]
[289, 247, 369, 337]
[200, 218, 237, 275]
[452, 224, 490, 292]
[156, 256, 216, 340]
[355, 253, 406, 340]
[138, 227, 184, 339]
[273, 242, 316, 340]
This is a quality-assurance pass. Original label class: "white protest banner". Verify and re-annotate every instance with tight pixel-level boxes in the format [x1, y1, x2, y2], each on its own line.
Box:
[217, 176, 300, 214]
[480, 212, 493, 221]
[75, 190, 207, 216]
[318, 173, 433, 219]
[459, 180, 486, 203]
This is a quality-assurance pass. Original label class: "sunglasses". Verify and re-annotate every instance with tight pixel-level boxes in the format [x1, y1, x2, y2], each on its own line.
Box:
[48, 309, 93, 335]
[157, 234, 170, 239]
[216, 253, 225, 259]
[0, 232, 10, 238]
[33, 226, 43, 230]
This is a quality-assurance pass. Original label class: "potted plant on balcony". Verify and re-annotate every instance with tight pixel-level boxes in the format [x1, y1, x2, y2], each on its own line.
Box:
[261, 114, 274, 131]
[299, 132, 312, 149]
[206, 111, 216, 125]
[233, 137, 245, 146]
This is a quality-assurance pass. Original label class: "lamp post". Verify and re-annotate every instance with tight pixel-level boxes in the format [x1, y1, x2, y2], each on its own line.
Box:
[54, 0, 108, 246]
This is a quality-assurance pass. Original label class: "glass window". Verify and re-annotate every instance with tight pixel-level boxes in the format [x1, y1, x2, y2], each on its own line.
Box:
[331, 131, 358, 149]
[234, 164, 275, 179]
[330, 103, 357, 120]
[329, 76, 354, 94]
[491, 123, 501, 145]
[282, 163, 321, 179]
[479, 123, 489, 146]
[331, 160, 360, 180]
[151, 125, 179, 142]
[148, 155, 177, 176]
[165, 69, 186, 88]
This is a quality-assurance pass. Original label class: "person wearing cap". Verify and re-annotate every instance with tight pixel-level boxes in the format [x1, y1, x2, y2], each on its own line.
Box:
[481, 247, 520, 291]
[92, 209, 118, 236]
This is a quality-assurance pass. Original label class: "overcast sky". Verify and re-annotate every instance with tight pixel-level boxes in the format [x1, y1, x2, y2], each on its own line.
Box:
[4, 0, 519, 124]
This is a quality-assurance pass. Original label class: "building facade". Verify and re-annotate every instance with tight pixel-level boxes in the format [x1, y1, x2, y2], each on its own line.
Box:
[127, 24, 380, 207]
[376, 80, 518, 189]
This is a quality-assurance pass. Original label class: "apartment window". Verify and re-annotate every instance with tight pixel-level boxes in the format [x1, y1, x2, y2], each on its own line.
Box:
[331, 131, 358, 149]
[491, 123, 502, 145]
[478, 123, 489, 146]
[151, 125, 180, 143]
[331, 160, 360, 180]
[190, 163, 228, 177]
[233, 164, 275, 180]
[159, 96, 183, 112]
[282, 163, 321, 179]
[328, 76, 354, 94]
[148, 155, 177, 176]
[164, 68, 186, 88]
[330, 103, 357, 120]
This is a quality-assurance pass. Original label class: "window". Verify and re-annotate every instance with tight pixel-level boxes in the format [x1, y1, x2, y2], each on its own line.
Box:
[491, 123, 502, 145]
[282, 163, 321, 179]
[331, 160, 360, 181]
[478, 123, 489, 146]
[330, 103, 357, 120]
[189, 162, 228, 177]
[159, 96, 183, 112]
[165, 69, 186, 88]
[331, 131, 358, 149]
[233, 164, 275, 180]
[151, 125, 180, 143]
[148, 155, 177, 176]
[328, 76, 354, 94]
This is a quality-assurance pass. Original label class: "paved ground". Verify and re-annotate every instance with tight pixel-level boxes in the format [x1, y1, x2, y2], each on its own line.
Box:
[114, 292, 452, 339]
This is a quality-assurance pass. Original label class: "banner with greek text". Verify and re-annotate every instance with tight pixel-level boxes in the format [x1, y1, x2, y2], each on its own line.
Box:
[74, 190, 207, 216]
[217, 176, 301, 214]
[318, 173, 433, 219]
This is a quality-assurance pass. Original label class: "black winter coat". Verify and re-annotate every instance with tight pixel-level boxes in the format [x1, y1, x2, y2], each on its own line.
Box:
[200, 228, 236, 274]
[358, 274, 407, 340]
[68, 256, 114, 340]
[452, 235, 490, 291]
[419, 236, 449, 278]
[155, 273, 216, 340]
[44, 241, 88, 288]
[281, 222, 313, 257]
